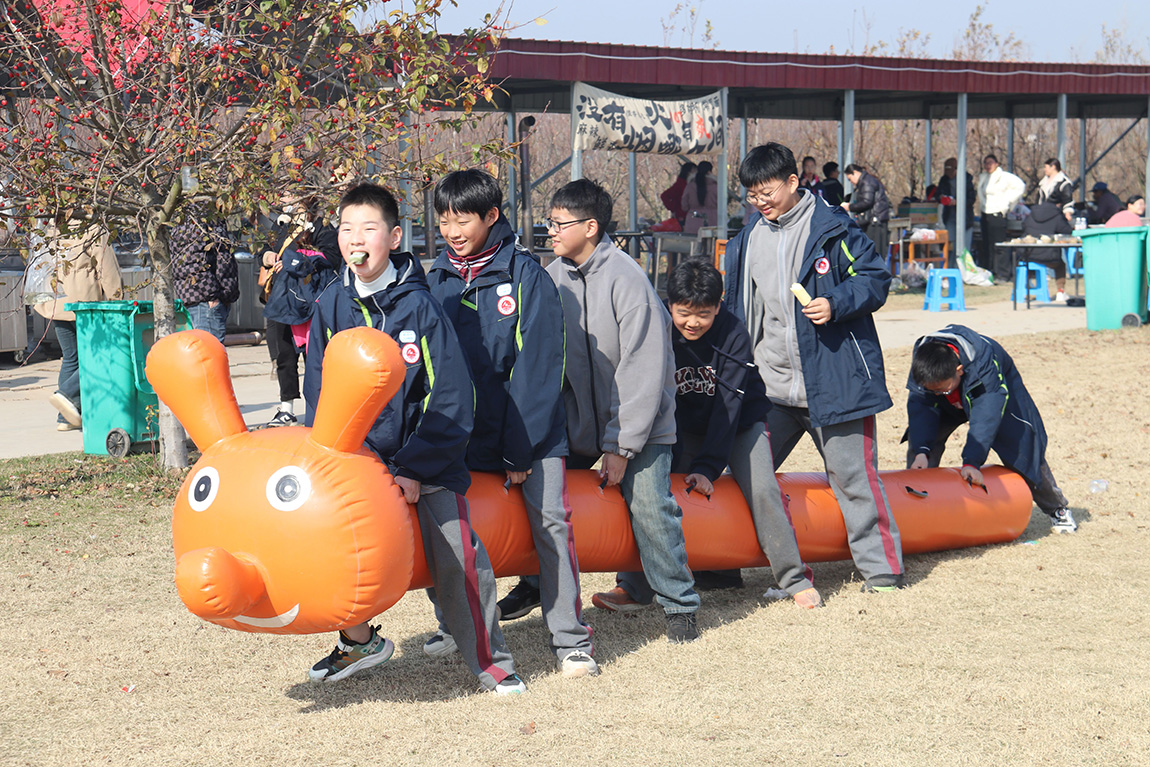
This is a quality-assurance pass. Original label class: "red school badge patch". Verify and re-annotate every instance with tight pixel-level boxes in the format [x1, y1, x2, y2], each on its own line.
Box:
[401, 343, 421, 364]
[497, 295, 517, 316]
[815, 257, 831, 275]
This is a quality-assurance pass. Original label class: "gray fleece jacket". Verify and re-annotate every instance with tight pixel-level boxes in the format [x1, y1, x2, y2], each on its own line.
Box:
[546, 240, 677, 458]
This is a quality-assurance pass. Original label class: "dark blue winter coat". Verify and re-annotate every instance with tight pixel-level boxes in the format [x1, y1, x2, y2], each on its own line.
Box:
[263, 222, 340, 326]
[303, 252, 474, 495]
[426, 214, 567, 473]
[724, 201, 893, 428]
[906, 324, 1048, 487]
[672, 302, 771, 482]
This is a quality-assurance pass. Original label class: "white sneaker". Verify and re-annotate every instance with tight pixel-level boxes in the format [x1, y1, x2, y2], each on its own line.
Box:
[1051, 508, 1078, 533]
[493, 674, 527, 694]
[560, 650, 600, 678]
[422, 630, 457, 657]
[1055, 291, 1068, 302]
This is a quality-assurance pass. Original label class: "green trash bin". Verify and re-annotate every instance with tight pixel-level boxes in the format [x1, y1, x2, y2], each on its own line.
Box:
[65, 300, 191, 457]
[1079, 226, 1149, 330]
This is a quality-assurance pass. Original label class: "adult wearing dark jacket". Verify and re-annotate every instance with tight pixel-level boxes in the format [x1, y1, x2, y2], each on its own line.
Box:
[935, 158, 976, 259]
[260, 203, 340, 427]
[1021, 201, 1073, 300]
[1089, 182, 1124, 225]
[726, 142, 904, 592]
[842, 164, 892, 262]
[820, 162, 845, 206]
[905, 325, 1074, 533]
[170, 211, 239, 344]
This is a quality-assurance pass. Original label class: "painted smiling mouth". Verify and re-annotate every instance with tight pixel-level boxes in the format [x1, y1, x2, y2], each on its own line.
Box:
[234, 604, 300, 628]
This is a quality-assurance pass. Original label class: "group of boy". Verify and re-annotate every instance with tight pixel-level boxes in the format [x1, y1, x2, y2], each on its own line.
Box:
[293, 140, 1074, 695]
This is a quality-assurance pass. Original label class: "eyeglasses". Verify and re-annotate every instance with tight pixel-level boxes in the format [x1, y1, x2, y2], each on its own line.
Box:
[546, 217, 592, 232]
[745, 182, 789, 205]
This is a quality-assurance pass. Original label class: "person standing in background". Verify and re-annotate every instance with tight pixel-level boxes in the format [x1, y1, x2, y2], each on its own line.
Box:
[842, 164, 892, 264]
[976, 154, 1025, 281]
[33, 214, 123, 431]
[658, 161, 696, 230]
[820, 162, 844, 206]
[935, 158, 976, 260]
[799, 156, 822, 197]
[171, 208, 239, 345]
[681, 161, 719, 236]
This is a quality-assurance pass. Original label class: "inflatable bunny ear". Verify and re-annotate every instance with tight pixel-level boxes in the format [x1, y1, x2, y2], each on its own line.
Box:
[146, 330, 247, 449]
[309, 328, 405, 453]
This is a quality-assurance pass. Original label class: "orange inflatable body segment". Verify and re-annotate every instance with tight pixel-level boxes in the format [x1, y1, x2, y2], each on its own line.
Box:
[148, 327, 1035, 636]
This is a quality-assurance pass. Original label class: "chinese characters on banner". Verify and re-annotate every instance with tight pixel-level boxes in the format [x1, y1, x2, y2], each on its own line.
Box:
[572, 82, 725, 155]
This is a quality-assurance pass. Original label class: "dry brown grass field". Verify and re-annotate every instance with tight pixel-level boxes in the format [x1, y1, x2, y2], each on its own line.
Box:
[2, 326, 1149, 767]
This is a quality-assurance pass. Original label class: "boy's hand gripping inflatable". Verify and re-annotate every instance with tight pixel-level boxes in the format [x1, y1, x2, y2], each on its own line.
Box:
[147, 329, 1034, 636]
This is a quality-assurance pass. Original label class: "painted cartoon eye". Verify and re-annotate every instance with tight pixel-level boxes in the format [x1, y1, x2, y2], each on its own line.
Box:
[188, 466, 220, 512]
[266, 466, 311, 512]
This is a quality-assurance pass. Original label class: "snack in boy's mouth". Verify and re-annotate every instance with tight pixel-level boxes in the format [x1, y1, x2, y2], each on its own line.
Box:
[348, 251, 367, 265]
[790, 283, 812, 306]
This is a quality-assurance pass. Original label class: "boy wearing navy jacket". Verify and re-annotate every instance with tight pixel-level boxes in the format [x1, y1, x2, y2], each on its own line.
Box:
[667, 259, 821, 608]
[424, 169, 597, 678]
[906, 324, 1076, 533]
[724, 142, 905, 593]
[302, 182, 525, 693]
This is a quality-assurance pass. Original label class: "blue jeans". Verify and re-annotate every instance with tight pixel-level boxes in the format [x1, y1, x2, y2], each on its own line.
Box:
[186, 302, 229, 344]
[615, 443, 699, 614]
[54, 320, 80, 422]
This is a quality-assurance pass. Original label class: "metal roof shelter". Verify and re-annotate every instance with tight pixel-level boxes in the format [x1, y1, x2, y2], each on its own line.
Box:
[481, 38, 1150, 243]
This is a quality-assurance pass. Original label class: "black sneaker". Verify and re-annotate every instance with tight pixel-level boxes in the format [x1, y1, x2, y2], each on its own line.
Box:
[267, 410, 298, 428]
[860, 574, 907, 593]
[497, 580, 541, 620]
[666, 612, 699, 643]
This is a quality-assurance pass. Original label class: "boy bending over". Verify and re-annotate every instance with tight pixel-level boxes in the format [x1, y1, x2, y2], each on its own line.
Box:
[906, 324, 1076, 533]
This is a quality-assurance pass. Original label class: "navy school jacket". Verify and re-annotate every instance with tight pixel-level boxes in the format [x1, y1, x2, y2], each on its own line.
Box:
[303, 252, 474, 495]
[263, 222, 341, 326]
[724, 201, 893, 428]
[905, 324, 1048, 487]
[426, 214, 567, 472]
[672, 303, 771, 482]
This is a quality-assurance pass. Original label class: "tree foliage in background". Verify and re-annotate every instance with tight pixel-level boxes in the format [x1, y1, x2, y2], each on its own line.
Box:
[0, 0, 505, 467]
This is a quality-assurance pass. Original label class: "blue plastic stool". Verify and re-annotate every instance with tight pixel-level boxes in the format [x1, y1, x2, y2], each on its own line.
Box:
[1064, 247, 1083, 277]
[1014, 262, 1051, 303]
[922, 268, 965, 311]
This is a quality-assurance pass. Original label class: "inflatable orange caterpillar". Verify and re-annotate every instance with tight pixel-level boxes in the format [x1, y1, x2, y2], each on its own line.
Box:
[146, 329, 1033, 635]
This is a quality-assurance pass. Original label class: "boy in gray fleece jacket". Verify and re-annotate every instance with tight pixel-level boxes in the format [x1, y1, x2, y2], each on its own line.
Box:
[541, 178, 701, 643]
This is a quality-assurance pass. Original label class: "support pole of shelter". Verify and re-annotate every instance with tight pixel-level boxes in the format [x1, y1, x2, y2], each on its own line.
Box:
[925, 118, 933, 196]
[718, 87, 730, 236]
[956, 93, 969, 258]
[1057, 94, 1068, 169]
[398, 112, 413, 253]
[1146, 97, 1150, 209]
[1080, 117, 1087, 204]
[519, 116, 536, 253]
[570, 83, 583, 181]
[836, 120, 843, 170]
[1007, 115, 1015, 172]
[506, 113, 518, 233]
[842, 91, 855, 195]
[627, 152, 638, 246]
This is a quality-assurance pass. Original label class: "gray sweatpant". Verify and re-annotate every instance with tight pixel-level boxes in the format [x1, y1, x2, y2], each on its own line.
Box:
[768, 406, 904, 582]
[419, 485, 517, 690]
[905, 422, 1069, 514]
[520, 457, 594, 659]
[624, 425, 815, 596]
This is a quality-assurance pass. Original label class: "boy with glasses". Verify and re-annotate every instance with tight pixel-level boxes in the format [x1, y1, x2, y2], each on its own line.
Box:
[542, 178, 701, 642]
[725, 142, 906, 593]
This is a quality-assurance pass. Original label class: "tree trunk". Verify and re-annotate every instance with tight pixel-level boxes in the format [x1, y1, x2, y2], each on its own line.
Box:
[145, 210, 189, 469]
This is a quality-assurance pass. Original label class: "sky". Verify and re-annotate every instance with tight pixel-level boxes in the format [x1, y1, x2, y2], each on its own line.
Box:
[383, 0, 1150, 63]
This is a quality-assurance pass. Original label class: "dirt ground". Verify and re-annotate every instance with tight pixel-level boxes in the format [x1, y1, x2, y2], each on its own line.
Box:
[2, 325, 1149, 766]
